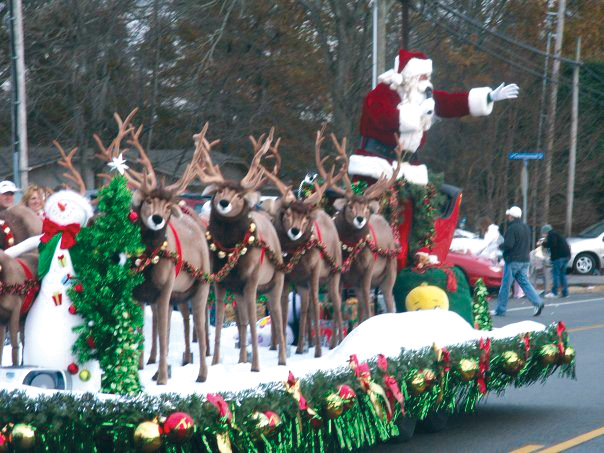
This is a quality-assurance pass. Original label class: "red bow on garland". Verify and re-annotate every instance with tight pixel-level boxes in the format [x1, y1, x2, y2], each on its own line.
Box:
[556, 321, 567, 356]
[377, 354, 404, 418]
[477, 338, 491, 395]
[40, 218, 81, 249]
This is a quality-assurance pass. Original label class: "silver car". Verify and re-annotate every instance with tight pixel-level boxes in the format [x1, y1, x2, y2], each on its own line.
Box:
[567, 220, 604, 274]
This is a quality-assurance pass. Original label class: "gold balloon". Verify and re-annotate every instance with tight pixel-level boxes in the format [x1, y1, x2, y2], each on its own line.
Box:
[133, 421, 162, 453]
[458, 359, 479, 381]
[501, 351, 524, 375]
[560, 347, 575, 365]
[539, 344, 559, 365]
[79, 369, 91, 382]
[324, 393, 344, 419]
[409, 373, 426, 395]
[9, 424, 35, 451]
[405, 283, 449, 311]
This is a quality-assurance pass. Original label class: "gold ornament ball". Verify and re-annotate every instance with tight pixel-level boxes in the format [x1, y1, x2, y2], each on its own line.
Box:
[539, 344, 559, 365]
[9, 424, 36, 451]
[133, 421, 162, 453]
[458, 359, 479, 381]
[560, 346, 575, 365]
[501, 351, 524, 375]
[409, 372, 427, 395]
[405, 283, 449, 311]
[324, 393, 344, 419]
[79, 369, 91, 382]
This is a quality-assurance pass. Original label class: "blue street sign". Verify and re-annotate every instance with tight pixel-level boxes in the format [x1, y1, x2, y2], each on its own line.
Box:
[508, 152, 544, 160]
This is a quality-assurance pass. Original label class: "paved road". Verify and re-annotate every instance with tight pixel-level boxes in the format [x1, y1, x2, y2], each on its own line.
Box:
[367, 292, 604, 453]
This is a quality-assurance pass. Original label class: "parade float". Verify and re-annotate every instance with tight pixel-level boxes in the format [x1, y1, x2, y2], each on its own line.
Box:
[0, 51, 575, 452]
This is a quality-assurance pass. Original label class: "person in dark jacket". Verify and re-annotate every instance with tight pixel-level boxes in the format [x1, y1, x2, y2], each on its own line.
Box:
[541, 224, 571, 297]
[492, 206, 544, 316]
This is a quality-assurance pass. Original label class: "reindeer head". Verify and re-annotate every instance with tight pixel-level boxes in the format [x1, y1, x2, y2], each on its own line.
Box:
[316, 130, 402, 232]
[194, 124, 277, 222]
[94, 110, 196, 234]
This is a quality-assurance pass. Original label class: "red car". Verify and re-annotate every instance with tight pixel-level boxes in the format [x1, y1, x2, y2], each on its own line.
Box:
[445, 251, 503, 291]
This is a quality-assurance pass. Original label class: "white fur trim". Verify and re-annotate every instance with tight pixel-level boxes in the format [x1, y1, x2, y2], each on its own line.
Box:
[377, 69, 402, 87]
[398, 103, 423, 132]
[399, 57, 432, 78]
[348, 155, 428, 186]
[468, 87, 494, 116]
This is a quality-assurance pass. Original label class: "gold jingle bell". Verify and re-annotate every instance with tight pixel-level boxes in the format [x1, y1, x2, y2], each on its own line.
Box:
[539, 344, 559, 365]
[248, 235, 255, 244]
[458, 358, 479, 381]
[560, 346, 575, 365]
[7, 238, 14, 246]
[241, 247, 248, 255]
[151, 255, 160, 264]
[210, 243, 217, 251]
[135, 259, 142, 267]
[217, 251, 226, 259]
[501, 351, 524, 375]
[160, 241, 168, 250]
[9, 424, 36, 451]
[205, 231, 212, 240]
[249, 223, 256, 233]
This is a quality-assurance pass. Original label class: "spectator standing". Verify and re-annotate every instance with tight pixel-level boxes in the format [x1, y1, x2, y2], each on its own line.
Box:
[476, 216, 503, 263]
[0, 180, 20, 211]
[492, 206, 544, 317]
[21, 184, 46, 217]
[541, 224, 571, 298]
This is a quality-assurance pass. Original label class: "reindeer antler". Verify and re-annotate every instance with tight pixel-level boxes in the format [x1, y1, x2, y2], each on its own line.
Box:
[193, 123, 225, 186]
[53, 140, 86, 195]
[363, 141, 404, 200]
[124, 123, 159, 190]
[94, 109, 138, 184]
[316, 131, 352, 198]
[240, 128, 274, 191]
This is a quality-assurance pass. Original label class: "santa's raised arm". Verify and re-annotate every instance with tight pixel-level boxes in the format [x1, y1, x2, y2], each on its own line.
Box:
[350, 49, 518, 184]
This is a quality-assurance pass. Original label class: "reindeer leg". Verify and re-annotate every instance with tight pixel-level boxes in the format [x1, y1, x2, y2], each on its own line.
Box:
[236, 294, 249, 364]
[382, 257, 397, 313]
[156, 277, 175, 385]
[0, 325, 5, 366]
[193, 283, 210, 382]
[269, 271, 286, 366]
[310, 268, 322, 358]
[180, 302, 193, 366]
[147, 303, 158, 365]
[360, 266, 373, 322]
[328, 272, 344, 348]
[296, 287, 309, 355]
[10, 304, 20, 366]
[212, 286, 226, 366]
[244, 281, 260, 372]
[205, 305, 211, 356]
[138, 302, 145, 370]
[281, 283, 289, 345]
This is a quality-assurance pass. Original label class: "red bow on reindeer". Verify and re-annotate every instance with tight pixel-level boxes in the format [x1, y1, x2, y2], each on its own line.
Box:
[40, 218, 81, 249]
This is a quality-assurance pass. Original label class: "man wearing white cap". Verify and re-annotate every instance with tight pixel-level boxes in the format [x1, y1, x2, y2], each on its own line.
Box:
[492, 206, 544, 317]
[0, 180, 21, 211]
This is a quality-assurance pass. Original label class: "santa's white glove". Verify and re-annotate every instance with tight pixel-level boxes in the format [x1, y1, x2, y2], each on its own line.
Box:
[421, 98, 435, 116]
[490, 83, 519, 102]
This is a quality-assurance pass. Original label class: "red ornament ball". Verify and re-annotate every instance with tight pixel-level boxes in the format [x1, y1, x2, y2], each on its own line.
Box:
[86, 337, 96, 349]
[68, 305, 77, 315]
[67, 363, 79, 375]
[74, 284, 84, 293]
[162, 412, 194, 444]
[128, 211, 139, 223]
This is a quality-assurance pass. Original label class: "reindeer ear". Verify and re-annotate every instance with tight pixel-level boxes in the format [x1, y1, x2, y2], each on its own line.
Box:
[333, 198, 347, 211]
[171, 203, 183, 218]
[202, 184, 220, 196]
[131, 190, 144, 208]
[259, 198, 279, 216]
[243, 191, 260, 207]
[368, 200, 380, 213]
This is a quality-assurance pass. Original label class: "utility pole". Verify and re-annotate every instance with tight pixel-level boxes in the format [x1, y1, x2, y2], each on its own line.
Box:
[565, 37, 581, 237]
[542, 0, 566, 224]
[7, 0, 29, 189]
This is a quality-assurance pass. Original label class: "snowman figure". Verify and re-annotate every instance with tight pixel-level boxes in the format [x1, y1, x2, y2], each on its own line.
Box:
[6, 190, 100, 391]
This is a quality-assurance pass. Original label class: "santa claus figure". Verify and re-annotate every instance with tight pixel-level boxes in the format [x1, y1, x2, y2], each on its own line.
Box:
[349, 49, 519, 185]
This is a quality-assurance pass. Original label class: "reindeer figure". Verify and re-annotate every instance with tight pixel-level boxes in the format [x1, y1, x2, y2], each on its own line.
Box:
[260, 130, 344, 357]
[318, 134, 402, 323]
[94, 111, 211, 384]
[193, 124, 287, 372]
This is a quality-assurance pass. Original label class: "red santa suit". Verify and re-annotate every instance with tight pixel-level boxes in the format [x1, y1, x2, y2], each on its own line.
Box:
[349, 50, 494, 185]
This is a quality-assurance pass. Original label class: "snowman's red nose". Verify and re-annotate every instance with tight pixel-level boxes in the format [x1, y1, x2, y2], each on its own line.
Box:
[58, 202, 66, 211]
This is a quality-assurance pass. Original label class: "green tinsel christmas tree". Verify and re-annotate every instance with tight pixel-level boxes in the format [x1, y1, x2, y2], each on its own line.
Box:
[70, 176, 145, 395]
[472, 278, 493, 331]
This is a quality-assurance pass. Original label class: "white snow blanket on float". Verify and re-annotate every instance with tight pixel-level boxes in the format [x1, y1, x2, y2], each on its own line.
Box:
[2, 309, 545, 399]
[348, 155, 429, 186]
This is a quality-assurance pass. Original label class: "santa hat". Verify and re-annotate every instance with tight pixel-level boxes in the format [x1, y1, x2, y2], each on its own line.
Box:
[394, 50, 432, 78]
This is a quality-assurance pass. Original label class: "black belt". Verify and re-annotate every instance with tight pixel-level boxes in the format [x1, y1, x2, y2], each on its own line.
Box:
[359, 137, 397, 160]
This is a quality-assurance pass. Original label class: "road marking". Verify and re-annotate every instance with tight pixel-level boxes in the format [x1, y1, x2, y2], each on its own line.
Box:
[567, 323, 604, 333]
[509, 445, 544, 453]
[535, 426, 604, 452]
[507, 296, 604, 312]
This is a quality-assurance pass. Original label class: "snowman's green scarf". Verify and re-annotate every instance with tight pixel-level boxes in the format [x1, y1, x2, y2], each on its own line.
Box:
[37, 234, 86, 280]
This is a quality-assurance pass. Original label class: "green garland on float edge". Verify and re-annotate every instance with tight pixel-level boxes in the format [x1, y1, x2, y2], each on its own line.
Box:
[472, 279, 493, 331]
[0, 323, 575, 452]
